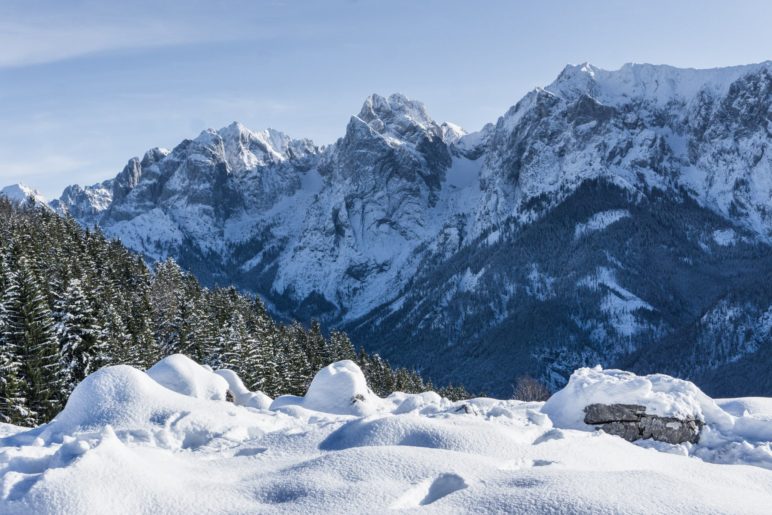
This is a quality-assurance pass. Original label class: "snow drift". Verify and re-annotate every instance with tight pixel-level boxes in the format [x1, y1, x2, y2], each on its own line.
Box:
[2, 359, 772, 514]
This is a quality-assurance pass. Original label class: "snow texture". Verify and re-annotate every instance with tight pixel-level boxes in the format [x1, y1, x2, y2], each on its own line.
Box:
[2, 360, 772, 513]
[147, 354, 229, 401]
[271, 360, 382, 416]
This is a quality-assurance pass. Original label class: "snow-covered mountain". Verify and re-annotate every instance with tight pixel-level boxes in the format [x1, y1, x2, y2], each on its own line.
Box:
[47, 62, 772, 396]
[1, 183, 48, 206]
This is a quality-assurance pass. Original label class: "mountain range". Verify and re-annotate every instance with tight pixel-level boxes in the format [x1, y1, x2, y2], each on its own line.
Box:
[7, 61, 772, 396]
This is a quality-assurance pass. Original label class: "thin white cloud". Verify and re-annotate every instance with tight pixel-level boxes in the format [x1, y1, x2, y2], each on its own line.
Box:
[0, 0, 347, 69]
[0, 17, 226, 68]
[0, 0, 313, 68]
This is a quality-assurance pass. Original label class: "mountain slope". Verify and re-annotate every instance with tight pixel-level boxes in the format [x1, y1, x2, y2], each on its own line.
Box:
[48, 62, 772, 396]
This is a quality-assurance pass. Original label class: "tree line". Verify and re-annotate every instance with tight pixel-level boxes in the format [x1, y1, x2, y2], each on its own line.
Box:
[0, 199, 468, 426]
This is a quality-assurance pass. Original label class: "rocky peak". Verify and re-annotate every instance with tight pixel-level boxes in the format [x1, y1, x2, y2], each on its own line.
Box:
[440, 122, 467, 144]
[546, 62, 601, 101]
[353, 93, 446, 147]
[112, 156, 145, 203]
[331, 94, 455, 189]
[50, 180, 113, 227]
[141, 147, 170, 168]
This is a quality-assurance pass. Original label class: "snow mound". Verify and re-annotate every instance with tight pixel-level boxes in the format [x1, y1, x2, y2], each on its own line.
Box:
[46, 365, 185, 434]
[272, 360, 382, 416]
[390, 391, 446, 415]
[214, 369, 273, 409]
[147, 354, 228, 401]
[542, 366, 734, 431]
[25, 365, 289, 450]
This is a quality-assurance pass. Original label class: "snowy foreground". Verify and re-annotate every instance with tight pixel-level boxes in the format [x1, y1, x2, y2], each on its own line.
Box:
[2, 357, 772, 514]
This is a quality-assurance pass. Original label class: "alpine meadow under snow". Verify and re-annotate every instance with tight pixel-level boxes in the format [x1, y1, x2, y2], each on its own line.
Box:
[1, 357, 772, 513]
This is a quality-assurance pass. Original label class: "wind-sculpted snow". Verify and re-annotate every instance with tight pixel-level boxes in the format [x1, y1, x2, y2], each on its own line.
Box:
[2, 361, 772, 513]
[215, 369, 273, 410]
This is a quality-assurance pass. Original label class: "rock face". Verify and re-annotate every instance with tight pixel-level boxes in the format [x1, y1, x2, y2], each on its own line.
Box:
[584, 403, 703, 444]
[46, 62, 772, 397]
[50, 180, 114, 227]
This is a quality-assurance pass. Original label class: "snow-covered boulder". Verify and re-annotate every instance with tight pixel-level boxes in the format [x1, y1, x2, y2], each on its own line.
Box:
[303, 360, 380, 415]
[215, 369, 273, 410]
[542, 367, 735, 432]
[147, 354, 229, 401]
[271, 360, 381, 416]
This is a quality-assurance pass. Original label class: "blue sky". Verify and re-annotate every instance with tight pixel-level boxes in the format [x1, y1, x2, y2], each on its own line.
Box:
[1, 0, 771, 197]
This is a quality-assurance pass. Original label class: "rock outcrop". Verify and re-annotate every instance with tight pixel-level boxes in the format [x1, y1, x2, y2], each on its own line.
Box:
[583, 403, 703, 444]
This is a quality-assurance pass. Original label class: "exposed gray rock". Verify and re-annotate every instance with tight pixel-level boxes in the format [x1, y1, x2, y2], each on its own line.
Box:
[583, 403, 703, 444]
[584, 403, 647, 423]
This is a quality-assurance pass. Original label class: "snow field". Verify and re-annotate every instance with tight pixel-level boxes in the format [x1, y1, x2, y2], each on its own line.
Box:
[1, 358, 772, 513]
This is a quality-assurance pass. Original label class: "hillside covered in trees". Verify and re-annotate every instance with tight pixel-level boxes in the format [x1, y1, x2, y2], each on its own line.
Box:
[0, 199, 467, 426]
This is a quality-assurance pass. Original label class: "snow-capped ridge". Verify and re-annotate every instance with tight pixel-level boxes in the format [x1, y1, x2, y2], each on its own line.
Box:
[546, 60, 772, 105]
[1, 183, 47, 205]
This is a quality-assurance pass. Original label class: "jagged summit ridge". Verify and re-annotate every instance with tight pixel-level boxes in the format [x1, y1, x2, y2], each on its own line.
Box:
[546, 60, 772, 105]
[357, 93, 434, 132]
[37, 63, 772, 395]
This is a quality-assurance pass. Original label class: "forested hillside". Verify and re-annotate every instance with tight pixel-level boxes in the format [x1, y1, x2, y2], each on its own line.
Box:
[0, 199, 458, 426]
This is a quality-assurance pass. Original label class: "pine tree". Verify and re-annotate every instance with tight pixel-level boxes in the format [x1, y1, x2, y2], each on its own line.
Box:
[151, 258, 193, 356]
[253, 334, 280, 395]
[306, 320, 331, 372]
[54, 278, 107, 394]
[4, 258, 65, 424]
[329, 330, 356, 361]
[0, 258, 27, 424]
[101, 303, 132, 366]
